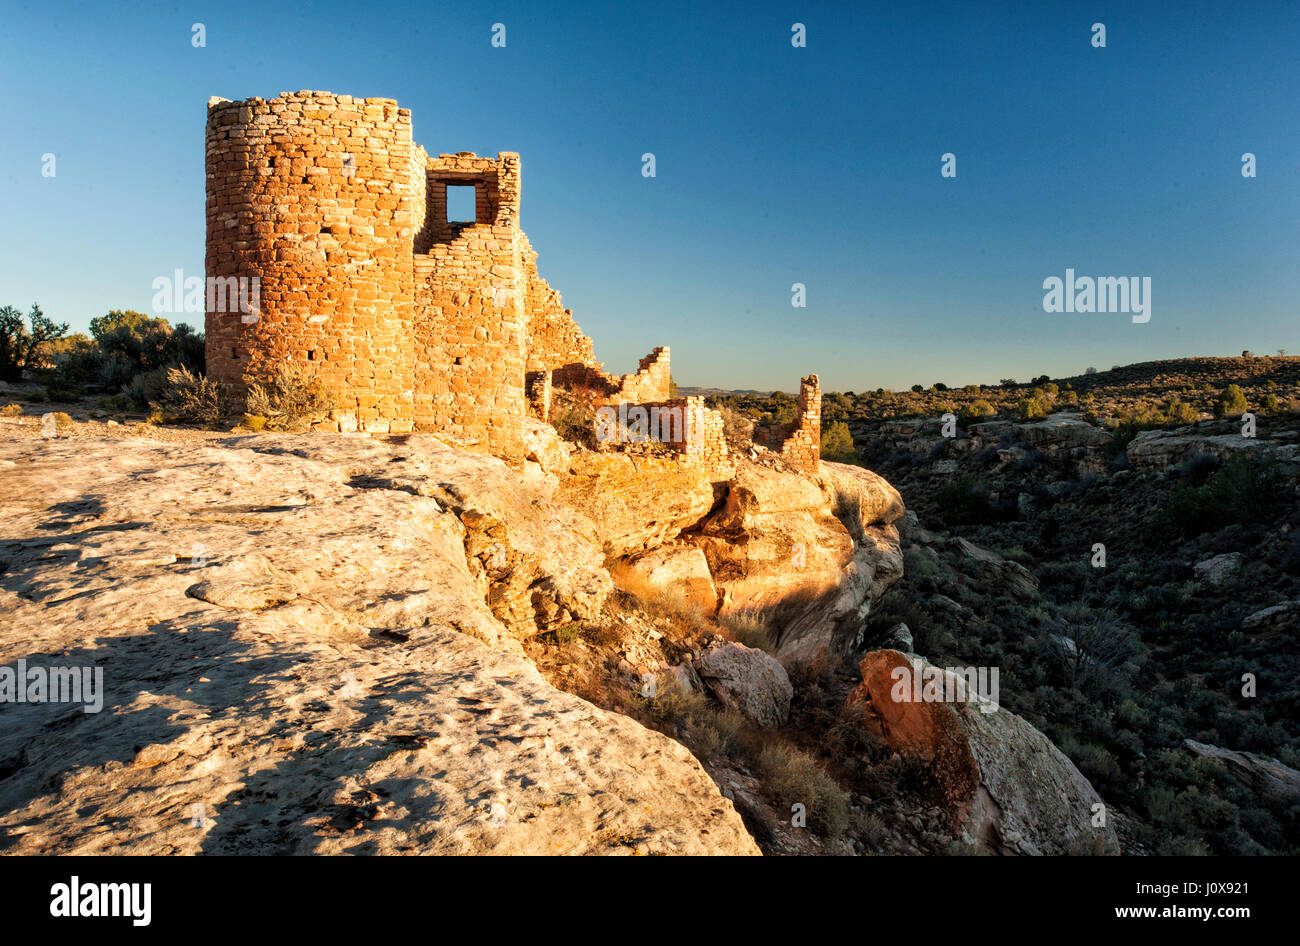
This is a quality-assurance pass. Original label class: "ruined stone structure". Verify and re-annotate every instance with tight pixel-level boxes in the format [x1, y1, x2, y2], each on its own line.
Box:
[205, 91, 816, 472]
[754, 375, 822, 473]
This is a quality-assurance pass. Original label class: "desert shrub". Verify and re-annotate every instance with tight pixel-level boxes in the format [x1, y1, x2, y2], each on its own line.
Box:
[1165, 396, 1199, 425]
[244, 363, 331, 431]
[820, 420, 856, 462]
[241, 414, 268, 432]
[1017, 390, 1052, 421]
[53, 311, 203, 396]
[856, 811, 890, 849]
[1262, 393, 1280, 412]
[716, 405, 755, 445]
[1, 403, 22, 416]
[720, 610, 774, 653]
[935, 476, 996, 525]
[958, 398, 995, 426]
[150, 365, 227, 425]
[1180, 452, 1220, 485]
[903, 546, 943, 582]
[756, 742, 850, 837]
[0, 304, 68, 383]
[124, 366, 170, 410]
[1214, 384, 1249, 418]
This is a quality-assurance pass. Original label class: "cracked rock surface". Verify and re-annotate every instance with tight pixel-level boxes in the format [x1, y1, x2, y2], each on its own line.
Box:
[0, 432, 756, 855]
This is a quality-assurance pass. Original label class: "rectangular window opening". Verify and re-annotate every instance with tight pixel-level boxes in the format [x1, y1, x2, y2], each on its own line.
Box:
[446, 184, 476, 223]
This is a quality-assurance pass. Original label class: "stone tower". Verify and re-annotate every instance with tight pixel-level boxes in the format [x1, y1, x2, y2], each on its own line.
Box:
[205, 92, 421, 434]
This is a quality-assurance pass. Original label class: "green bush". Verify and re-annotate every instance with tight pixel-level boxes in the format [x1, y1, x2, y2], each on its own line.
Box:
[820, 420, 857, 462]
[1214, 384, 1248, 418]
[936, 476, 996, 525]
[1165, 397, 1199, 425]
[959, 398, 995, 425]
[1153, 454, 1279, 539]
[0, 303, 68, 383]
[1018, 389, 1052, 421]
[53, 310, 203, 396]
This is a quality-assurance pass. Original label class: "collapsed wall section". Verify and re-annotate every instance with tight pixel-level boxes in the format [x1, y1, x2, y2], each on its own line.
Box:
[205, 91, 418, 432]
[520, 232, 597, 373]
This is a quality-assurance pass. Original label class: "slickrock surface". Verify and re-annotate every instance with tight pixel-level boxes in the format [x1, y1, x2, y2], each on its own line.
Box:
[0, 432, 758, 855]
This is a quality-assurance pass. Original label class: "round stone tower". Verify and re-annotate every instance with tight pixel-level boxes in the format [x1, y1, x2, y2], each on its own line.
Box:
[205, 91, 422, 432]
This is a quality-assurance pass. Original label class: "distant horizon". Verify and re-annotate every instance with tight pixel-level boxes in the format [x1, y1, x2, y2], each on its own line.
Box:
[4, 0, 1296, 391]
[681, 351, 1300, 396]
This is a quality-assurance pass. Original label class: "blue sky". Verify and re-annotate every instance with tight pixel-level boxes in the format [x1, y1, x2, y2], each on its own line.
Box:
[2, 0, 1297, 391]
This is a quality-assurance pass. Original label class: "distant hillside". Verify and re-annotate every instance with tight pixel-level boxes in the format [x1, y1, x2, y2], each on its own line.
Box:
[677, 386, 775, 397]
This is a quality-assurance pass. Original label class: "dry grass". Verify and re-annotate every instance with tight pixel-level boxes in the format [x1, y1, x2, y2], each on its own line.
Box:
[150, 365, 229, 425]
[244, 363, 331, 431]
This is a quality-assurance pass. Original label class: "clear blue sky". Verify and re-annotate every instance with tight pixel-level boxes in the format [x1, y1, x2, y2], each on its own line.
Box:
[2, 0, 1297, 392]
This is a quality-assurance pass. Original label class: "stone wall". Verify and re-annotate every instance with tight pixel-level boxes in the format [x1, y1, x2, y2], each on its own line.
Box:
[754, 375, 822, 472]
[204, 90, 793, 474]
[205, 91, 420, 433]
[616, 347, 673, 403]
[604, 397, 729, 470]
[520, 232, 596, 373]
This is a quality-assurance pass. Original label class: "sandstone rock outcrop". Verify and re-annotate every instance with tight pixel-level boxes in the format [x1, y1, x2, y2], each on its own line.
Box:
[0, 433, 758, 855]
[955, 537, 1039, 599]
[695, 642, 793, 728]
[1126, 429, 1271, 471]
[1184, 739, 1300, 802]
[846, 649, 1119, 855]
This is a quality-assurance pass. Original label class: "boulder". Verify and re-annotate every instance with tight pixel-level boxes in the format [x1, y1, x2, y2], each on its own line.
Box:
[695, 641, 793, 728]
[692, 461, 905, 666]
[846, 650, 1119, 855]
[1192, 552, 1243, 587]
[1017, 413, 1112, 455]
[1184, 740, 1300, 802]
[955, 537, 1038, 599]
[1241, 600, 1300, 632]
[1126, 429, 1269, 472]
[558, 450, 723, 558]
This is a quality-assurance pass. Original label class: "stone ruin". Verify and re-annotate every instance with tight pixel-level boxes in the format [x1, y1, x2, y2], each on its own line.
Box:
[204, 90, 822, 472]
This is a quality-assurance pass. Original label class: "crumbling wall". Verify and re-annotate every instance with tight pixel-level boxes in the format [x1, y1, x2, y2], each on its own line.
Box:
[205, 91, 420, 433]
[598, 396, 729, 470]
[520, 232, 597, 373]
[754, 375, 822, 472]
[614, 347, 672, 402]
[205, 90, 749, 467]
